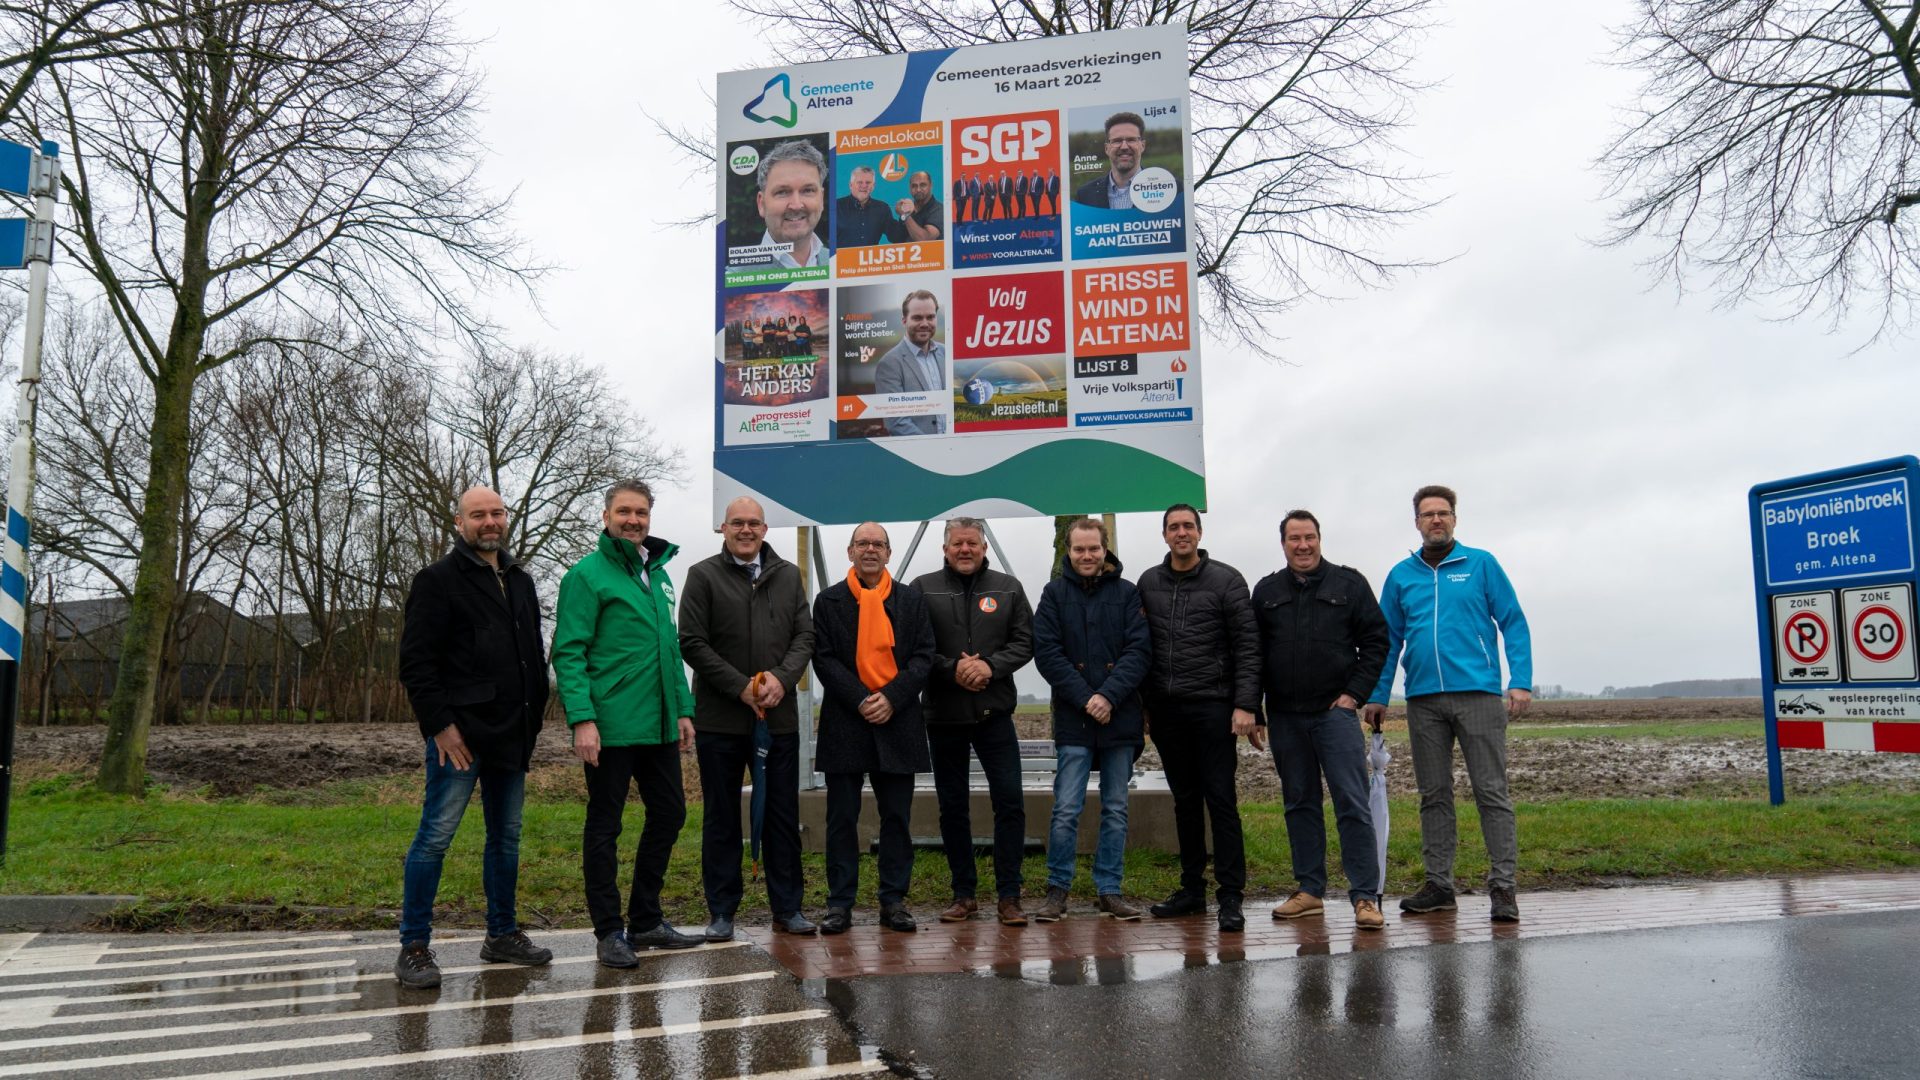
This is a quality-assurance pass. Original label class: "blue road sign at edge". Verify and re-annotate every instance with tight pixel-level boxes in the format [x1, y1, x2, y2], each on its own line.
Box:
[1758, 471, 1915, 587]
[0, 140, 28, 197]
[1748, 455, 1920, 804]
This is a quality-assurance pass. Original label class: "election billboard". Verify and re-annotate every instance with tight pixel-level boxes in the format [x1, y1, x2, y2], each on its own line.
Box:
[713, 24, 1203, 526]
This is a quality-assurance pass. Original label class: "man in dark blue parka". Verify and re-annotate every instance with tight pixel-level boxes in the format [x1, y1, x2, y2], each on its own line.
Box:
[1030, 517, 1152, 922]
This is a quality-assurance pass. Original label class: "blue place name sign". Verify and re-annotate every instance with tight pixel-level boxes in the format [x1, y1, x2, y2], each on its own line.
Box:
[1760, 474, 1915, 586]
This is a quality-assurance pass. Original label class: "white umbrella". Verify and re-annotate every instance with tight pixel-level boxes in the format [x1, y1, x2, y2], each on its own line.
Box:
[1367, 729, 1390, 892]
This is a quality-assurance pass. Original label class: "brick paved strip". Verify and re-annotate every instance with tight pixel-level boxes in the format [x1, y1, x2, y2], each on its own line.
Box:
[745, 871, 1920, 980]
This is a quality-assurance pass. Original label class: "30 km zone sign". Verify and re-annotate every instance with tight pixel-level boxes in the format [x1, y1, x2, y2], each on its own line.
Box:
[1771, 591, 1837, 682]
[1841, 583, 1916, 680]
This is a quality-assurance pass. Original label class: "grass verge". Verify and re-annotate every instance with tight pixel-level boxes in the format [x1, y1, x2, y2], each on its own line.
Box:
[2, 768, 1914, 931]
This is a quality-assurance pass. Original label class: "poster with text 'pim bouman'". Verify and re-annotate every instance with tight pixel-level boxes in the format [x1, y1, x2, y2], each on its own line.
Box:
[713, 24, 1204, 527]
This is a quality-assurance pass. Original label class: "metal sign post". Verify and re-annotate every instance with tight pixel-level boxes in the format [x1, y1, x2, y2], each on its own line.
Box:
[1748, 456, 1920, 806]
[0, 140, 59, 864]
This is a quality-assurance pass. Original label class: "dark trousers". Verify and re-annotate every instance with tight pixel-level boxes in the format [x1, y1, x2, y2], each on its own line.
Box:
[696, 728, 802, 918]
[824, 770, 915, 909]
[1271, 707, 1380, 902]
[582, 743, 685, 938]
[1150, 696, 1245, 900]
[928, 713, 1025, 900]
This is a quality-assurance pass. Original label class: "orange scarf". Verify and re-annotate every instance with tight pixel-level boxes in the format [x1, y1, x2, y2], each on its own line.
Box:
[847, 566, 897, 690]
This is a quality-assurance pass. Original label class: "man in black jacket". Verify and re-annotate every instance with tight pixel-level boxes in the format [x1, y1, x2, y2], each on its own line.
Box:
[393, 486, 554, 989]
[678, 496, 817, 941]
[912, 517, 1035, 926]
[1254, 510, 1390, 931]
[1137, 504, 1263, 932]
[812, 522, 935, 934]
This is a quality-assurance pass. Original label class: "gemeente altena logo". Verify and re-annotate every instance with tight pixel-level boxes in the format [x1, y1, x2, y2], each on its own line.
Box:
[743, 73, 798, 128]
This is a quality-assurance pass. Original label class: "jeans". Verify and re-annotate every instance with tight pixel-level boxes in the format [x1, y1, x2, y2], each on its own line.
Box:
[399, 739, 526, 945]
[582, 743, 687, 938]
[696, 728, 802, 918]
[824, 771, 916, 909]
[1150, 697, 1246, 900]
[1406, 692, 1517, 891]
[928, 713, 1026, 900]
[1271, 707, 1380, 903]
[1045, 743, 1134, 895]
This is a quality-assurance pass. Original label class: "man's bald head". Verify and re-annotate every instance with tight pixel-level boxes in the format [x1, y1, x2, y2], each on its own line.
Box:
[721, 496, 768, 560]
[456, 485, 509, 557]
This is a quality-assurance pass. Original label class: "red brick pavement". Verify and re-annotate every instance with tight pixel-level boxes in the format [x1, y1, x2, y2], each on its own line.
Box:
[745, 872, 1920, 980]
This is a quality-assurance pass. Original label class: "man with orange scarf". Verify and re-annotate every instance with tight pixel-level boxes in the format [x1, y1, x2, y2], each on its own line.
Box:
[811, 522, 936, 934]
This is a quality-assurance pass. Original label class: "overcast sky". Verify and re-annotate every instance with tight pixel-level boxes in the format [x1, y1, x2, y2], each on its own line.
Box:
[455, 0, 1917, 696]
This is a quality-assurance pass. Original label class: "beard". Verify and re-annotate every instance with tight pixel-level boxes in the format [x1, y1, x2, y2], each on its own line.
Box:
[470, 531, 504, 552]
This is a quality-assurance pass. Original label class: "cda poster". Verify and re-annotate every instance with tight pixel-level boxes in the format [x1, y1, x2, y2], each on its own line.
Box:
[713, 24, 1204, 527]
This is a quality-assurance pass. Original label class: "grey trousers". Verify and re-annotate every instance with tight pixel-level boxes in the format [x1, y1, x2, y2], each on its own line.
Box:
[1406, 691, 1517, 891]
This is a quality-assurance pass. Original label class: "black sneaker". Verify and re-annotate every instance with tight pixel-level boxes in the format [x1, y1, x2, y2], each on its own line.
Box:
[394, 941, 441, 989]
[1149, 890, 1206, 918]
[1489, 886, 1520, 922]
[1398, 882, 1458, 913]
[479, 929, 553, 966]
[627, 922, 703, 950]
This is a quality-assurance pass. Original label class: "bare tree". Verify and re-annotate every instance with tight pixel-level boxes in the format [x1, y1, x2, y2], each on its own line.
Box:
[719, 0, 1438, 352]
[437, 346, 683, 579]
[1603, 1, 1920, 334]
[8, 0, 534, 791]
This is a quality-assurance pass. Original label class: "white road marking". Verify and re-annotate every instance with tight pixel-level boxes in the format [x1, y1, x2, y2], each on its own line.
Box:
[0, 936, 41, 966]
[0, 944, 108, 973]
[97, 932, 358, 954]
[189, 1009, 837, 1080]
[715, 1062, 893, 1080]
[0, 938, 752, 1003]
[0, 959, 353, 996]
[0, 1032, 373, 1077]
[0, 936, 486, 980]
[0, 971, 780, 1051]
[1, 990, 364, 1030]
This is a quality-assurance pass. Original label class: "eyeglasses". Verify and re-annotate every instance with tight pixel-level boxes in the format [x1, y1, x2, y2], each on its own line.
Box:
[851, 540, 889, 550]
[724, 519, 765, 530]
[1106, 136, 1143, 146]
[1418, 511, 1455, 521]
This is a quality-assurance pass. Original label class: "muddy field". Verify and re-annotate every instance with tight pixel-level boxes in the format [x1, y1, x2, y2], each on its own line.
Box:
[14, 698, 1919, 800]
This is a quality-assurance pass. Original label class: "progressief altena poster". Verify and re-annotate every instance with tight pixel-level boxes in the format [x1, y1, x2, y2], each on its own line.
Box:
[713, 25, 1203, 526]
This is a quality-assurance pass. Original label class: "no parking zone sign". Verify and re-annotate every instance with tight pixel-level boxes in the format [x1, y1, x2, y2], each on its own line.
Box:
[1750, 457, 1920, 804]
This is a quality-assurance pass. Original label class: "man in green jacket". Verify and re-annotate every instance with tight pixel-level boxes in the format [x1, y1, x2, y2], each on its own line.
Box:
[552, 479, 702, 966]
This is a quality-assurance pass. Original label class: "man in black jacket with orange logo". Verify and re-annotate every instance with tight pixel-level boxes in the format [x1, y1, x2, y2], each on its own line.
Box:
[394, 486, 554, 988]
[1137, 503, 1263, 932]
[912, 517, 1035, 927]
[1254, 509, 1390, 931]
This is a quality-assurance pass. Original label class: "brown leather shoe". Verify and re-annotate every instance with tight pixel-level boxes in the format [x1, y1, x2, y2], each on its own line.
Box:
[1097, 894, 1143, 921]
[1271, 891, 1325, 920]
[939, 898, 978, 923]
[996, 898, 1028, 926]
[1353, 898, 1385, 930]
[1033, 886, 1069, 923]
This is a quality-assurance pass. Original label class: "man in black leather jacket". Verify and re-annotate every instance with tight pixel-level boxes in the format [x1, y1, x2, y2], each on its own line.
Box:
[1253, 509, 1390, 931]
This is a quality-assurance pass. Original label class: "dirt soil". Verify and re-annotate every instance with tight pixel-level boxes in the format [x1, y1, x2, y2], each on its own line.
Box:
[15, 698, 1920, 800]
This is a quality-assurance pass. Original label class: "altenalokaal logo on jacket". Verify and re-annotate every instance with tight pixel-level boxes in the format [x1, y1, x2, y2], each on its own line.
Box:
[978, 596, 999, 613]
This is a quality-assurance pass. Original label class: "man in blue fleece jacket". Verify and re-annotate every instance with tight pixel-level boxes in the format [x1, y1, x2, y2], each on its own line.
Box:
[1362, 485, 1532, 922]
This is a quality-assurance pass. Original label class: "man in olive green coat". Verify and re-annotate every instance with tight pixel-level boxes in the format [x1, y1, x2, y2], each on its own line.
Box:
[552, 480, 702, 966]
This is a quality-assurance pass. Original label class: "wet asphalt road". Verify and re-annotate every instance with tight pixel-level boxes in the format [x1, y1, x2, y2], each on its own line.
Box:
[821, 909, 1920, 1079]
[1, 909, 1914, 1077]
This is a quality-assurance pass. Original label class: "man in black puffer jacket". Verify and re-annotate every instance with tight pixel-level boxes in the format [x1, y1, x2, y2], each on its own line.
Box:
[912, 517, 1035, 927]
[1136, 504, 1263, 932]
[1030, 517, 1152, 923]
